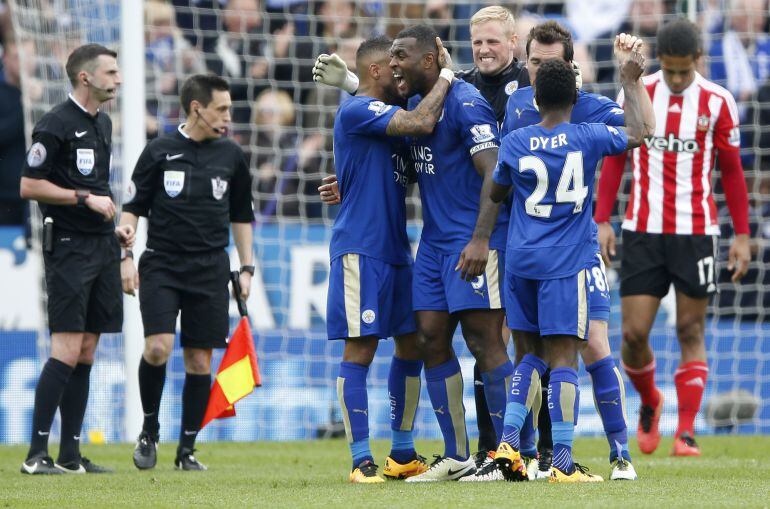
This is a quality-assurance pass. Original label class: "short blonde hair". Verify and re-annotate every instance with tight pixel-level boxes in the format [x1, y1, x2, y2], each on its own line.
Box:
[145, 0, 175, 26]
[469, 6, 516, 36]
[253, 88, 295, 127]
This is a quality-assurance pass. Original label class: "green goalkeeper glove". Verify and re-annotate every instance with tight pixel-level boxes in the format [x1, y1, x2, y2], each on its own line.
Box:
[312, 53, 359, 94]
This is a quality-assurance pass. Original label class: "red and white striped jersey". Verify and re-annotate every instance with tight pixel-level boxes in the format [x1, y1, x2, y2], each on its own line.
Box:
[618, 71, 741, 235]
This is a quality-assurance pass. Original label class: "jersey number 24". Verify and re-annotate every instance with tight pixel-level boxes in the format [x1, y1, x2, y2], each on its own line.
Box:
[519, 151, 587, 218]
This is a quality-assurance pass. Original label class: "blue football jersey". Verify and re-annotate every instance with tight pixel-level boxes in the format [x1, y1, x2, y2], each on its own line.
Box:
[408, 80, 507, 253]
[501, 86, 626, 251]
[501, 87, 625, 138]
[493, 122, 628, 278]
[330, 96, 412, 266]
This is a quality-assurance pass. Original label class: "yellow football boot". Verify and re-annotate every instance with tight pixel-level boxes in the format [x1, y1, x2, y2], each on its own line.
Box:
[349, 460, 385, 484]
[382, 455, 428, 480]
[549, 463, 604, 483]
[494, 442, 528, 482]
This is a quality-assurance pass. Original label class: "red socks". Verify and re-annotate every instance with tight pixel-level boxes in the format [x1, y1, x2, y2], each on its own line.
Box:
[674, 361, 709, 438]
[623, 359, 661, 409]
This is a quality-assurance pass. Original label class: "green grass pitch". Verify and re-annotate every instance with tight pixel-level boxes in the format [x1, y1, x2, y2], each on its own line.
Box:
[2, 436, 769, 508]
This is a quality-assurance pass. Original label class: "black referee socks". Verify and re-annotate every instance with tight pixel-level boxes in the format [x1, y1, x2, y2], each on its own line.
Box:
[138, 358, 167, 435]
[28, 358, 73, 460]
[179, 373, 211, 450]
[58, 362, 92, 464]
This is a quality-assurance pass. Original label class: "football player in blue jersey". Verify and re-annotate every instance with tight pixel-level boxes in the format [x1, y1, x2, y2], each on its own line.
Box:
[498, 22, 654, 482]
[327, 35, 456, 483]
[490, 45, 654, 483]
[382, 25, 515, 483]
[319, 24, 518, 482]
[315, 8, 531, 479]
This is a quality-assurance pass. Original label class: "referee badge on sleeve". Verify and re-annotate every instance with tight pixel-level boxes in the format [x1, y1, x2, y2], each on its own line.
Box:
[76, 148, 95, 175]
[164, 170, 185, 198]
[211, 177, 228, 200]
[27, 142, 47, 167]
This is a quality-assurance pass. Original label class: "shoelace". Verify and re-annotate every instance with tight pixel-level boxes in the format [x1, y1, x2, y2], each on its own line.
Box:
[415, 454, 428, 466]
[639, 405, 654, 433]
[574, 463, 594, 476]
[613, 457, 629, 470]
[476, 459, 498, 475]
[680, 435, 698, 447]
[429, 454, 445, 467]
[359, 461, 380, 477]
[472, 450, 489, 468]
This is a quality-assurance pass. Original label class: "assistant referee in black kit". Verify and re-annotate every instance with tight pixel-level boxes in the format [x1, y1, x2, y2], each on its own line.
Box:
[119, 74, 254, 471]
[19, 44, 134, 475]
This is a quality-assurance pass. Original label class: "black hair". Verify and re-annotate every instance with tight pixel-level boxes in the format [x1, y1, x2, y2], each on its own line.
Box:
[395, 24, 439, 53]
[657, 18, 701, 58]
[65, 44, 117, 87]
[526, 20, 574, 62]
[179, 74, 230, 115]
[534, 59, 577, 111]
[355, 35, 393, 68]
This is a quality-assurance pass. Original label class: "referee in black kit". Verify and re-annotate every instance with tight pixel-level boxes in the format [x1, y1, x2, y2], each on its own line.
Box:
[19, 44, 133, 475]
[119, 74, 254, 471]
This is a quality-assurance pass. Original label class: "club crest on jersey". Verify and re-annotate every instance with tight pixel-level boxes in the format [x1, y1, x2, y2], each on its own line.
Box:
[164, 170, 185, 198]
[697, 115, 710, 132]
[470, 124, 495, 143]
[211, 177, 228, 200]
[368, 101, 392, 116]
[76, 148, 95, 175]
[505, 80, 519, 95]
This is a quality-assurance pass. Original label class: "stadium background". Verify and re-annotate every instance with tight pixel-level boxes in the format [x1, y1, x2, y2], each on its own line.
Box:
[0, 0, 767, 446]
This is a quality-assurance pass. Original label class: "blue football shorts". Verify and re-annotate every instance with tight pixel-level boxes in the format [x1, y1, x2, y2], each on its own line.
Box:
[412, 241, 505, 314]
[327, 253, 416, 340]
[504, 254, 610, 339]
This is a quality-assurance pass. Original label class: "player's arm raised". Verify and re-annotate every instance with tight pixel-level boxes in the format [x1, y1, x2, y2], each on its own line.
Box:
[385, 37, 454, 136]
[616, 36, 655, 149]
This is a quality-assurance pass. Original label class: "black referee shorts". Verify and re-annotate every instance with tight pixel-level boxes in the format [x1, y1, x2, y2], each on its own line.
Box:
[620, 230, 718, 300]
[44, 231, 122, 334]
[138, 248, 230, 349]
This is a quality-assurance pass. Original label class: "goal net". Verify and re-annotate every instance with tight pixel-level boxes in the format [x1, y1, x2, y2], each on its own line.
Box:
[0, 0, 766, 445]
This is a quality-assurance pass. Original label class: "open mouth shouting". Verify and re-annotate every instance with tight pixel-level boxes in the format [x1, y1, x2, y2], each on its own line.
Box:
[393, 71, 408, 94]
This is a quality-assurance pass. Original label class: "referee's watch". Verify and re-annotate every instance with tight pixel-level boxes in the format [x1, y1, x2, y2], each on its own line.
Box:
[240, 265, 255, 276]
[75, 189, 90, 207]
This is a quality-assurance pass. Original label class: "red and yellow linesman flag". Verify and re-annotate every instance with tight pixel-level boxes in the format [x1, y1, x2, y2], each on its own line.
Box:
[201, 272, 262, 429]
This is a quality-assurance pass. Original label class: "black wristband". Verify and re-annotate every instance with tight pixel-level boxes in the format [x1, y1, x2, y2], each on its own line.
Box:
[240, 265, 255, 275]
[75, 189, 90, 207]
[121, 248, 134, 260]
